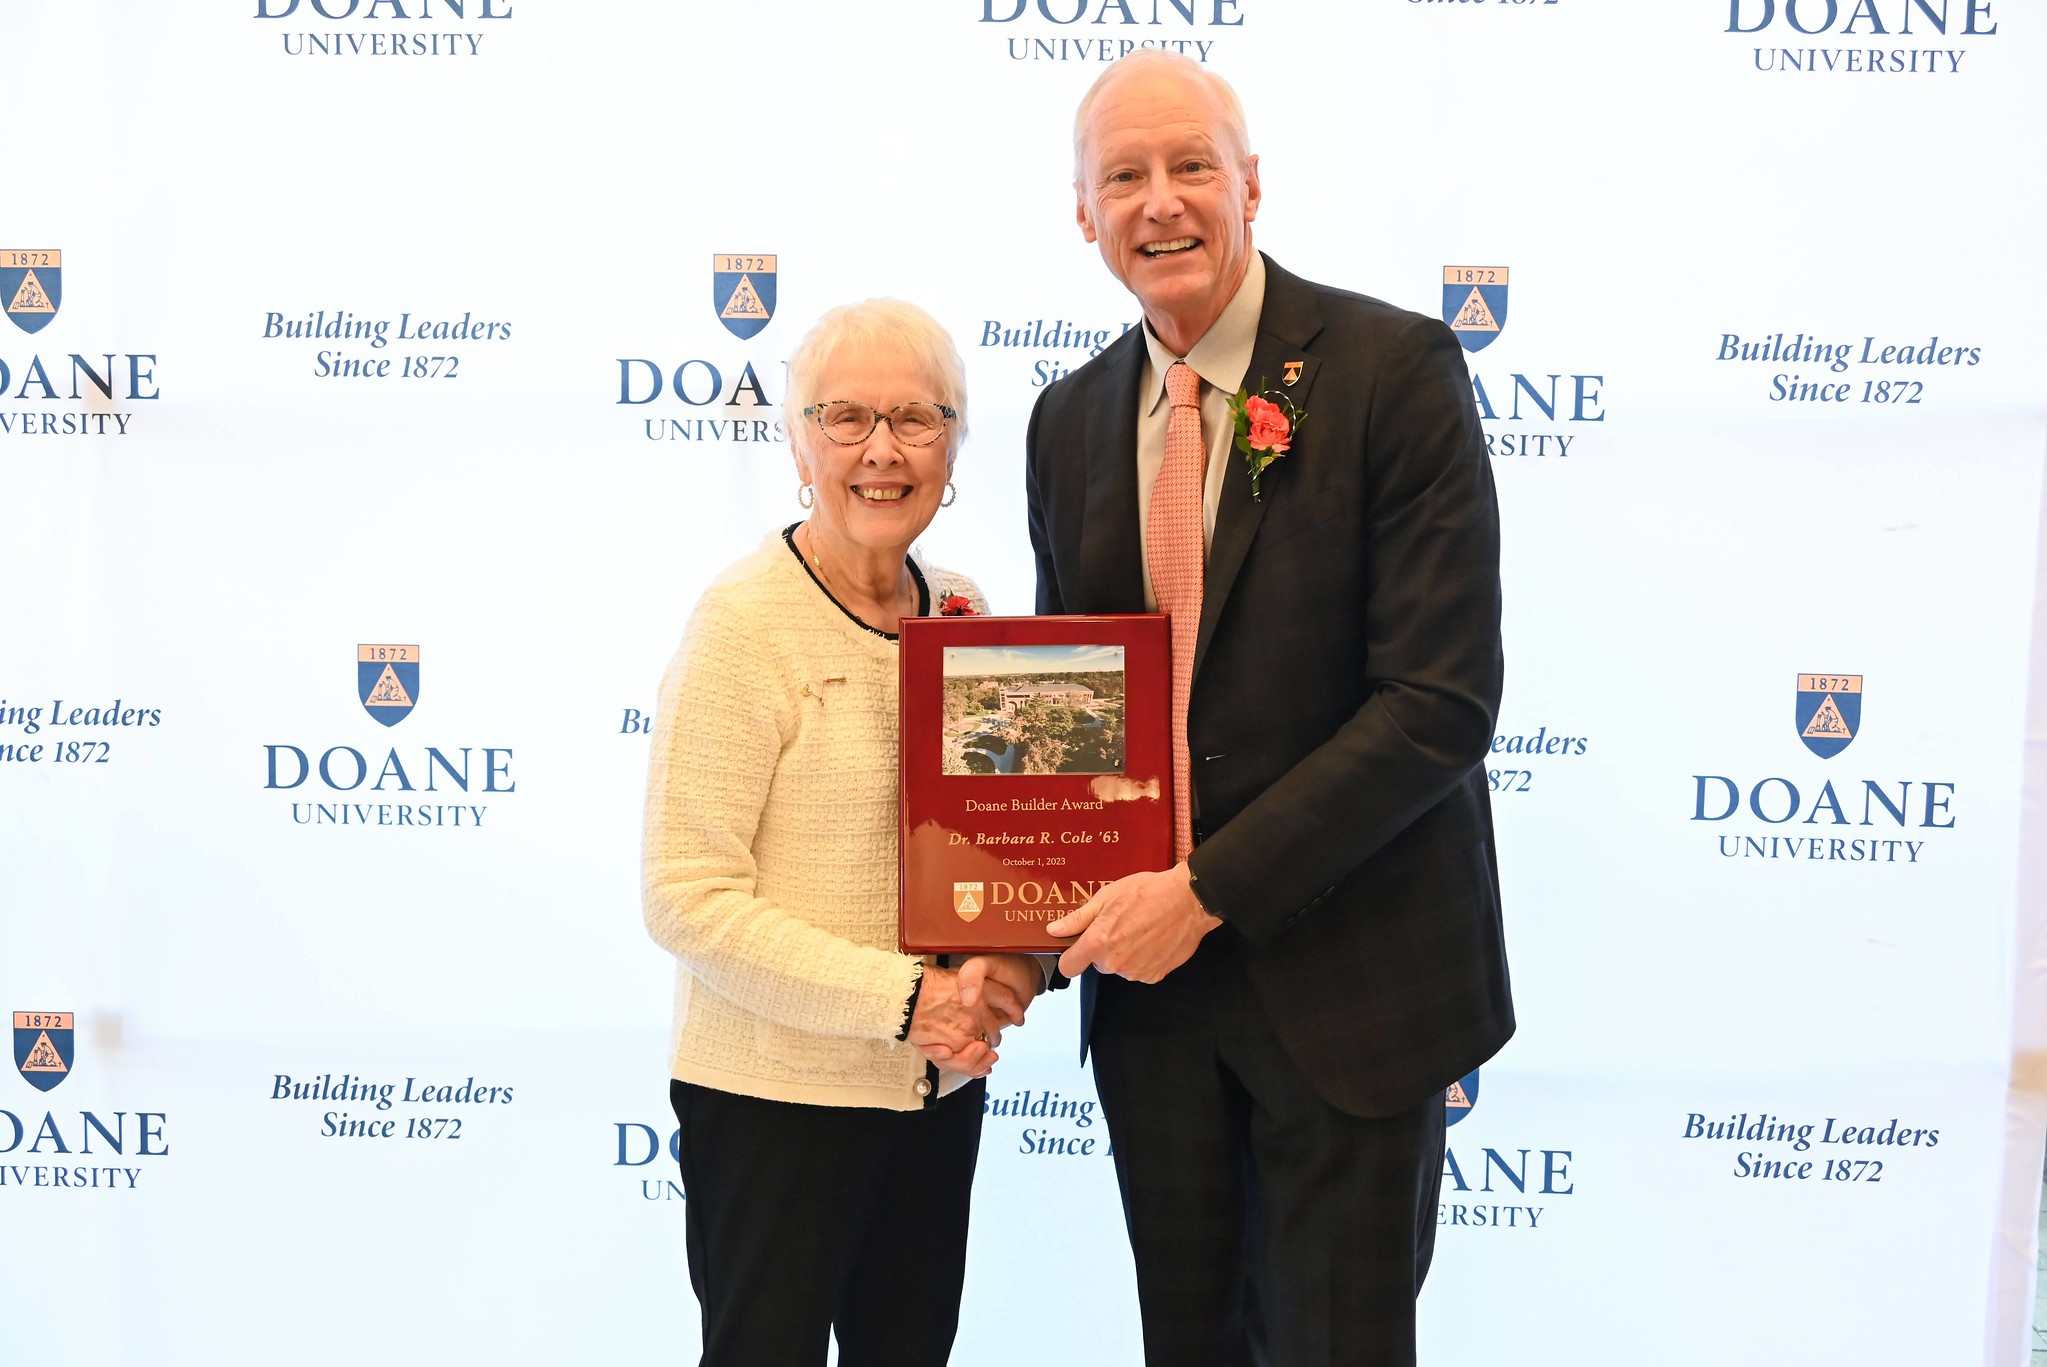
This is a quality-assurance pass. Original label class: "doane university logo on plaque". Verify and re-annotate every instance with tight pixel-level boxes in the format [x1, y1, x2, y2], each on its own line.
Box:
[953, 882, 985, 923]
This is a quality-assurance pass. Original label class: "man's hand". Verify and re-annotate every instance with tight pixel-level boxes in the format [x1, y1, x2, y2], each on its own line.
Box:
[906, 964, 1012, 1078]
[1048, 862, 1221, 983]
[957, 954, 1042, 1030]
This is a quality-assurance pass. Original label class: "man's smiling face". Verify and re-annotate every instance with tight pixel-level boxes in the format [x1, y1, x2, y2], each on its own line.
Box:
[1076, 64, 1260, 354]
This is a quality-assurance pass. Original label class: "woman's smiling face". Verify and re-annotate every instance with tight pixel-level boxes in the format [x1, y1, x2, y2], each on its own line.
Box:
[796, 346, 955, 561]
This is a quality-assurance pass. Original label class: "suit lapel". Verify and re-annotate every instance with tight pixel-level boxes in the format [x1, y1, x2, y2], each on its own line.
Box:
[1079, 331, 1149, 614]
[1194, 258, 1325, 679]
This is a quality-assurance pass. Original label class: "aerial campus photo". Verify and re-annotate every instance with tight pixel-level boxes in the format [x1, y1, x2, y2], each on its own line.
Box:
[939, 644, 1126, 776]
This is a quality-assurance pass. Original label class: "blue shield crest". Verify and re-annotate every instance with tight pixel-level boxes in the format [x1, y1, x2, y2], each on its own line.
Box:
[1795, 673, 1861, 758]
[14, 1011, 74, 1092]
[712, 254, 777, 339]
[1, 249, 62, 335]
[1442, 266, 1507, 353]
[358, 644, 420, 727]
[1444, 1069, 1479, 1126]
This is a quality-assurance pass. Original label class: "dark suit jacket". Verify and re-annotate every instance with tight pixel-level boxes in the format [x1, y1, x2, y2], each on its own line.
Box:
[1024, 254, 1514, 1118]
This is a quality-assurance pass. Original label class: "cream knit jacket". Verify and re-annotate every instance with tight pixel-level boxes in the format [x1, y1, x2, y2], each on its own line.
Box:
[643, 531, 989, 1112]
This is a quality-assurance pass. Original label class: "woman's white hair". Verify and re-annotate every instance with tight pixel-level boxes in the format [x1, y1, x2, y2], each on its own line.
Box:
[1071, 50, 1252, 183]
[784, 299, 968, 470]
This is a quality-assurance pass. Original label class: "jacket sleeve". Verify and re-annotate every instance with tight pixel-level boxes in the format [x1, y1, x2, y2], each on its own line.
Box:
[928, 566, 992, 617]
[1025, 387, 1069, 616]
[1188, 316, 1503, 946]
[641, 591, 924, 1038]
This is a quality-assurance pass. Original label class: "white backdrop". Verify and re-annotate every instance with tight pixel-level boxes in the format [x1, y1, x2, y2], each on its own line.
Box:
[4, 3, 2045, 1364]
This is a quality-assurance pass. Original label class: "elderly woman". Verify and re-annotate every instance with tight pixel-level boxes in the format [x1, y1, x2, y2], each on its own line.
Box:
[643, 298, 1043, 1367]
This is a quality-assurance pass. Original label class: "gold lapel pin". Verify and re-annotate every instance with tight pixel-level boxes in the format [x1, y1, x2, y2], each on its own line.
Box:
[1282, 360, 1304, 386]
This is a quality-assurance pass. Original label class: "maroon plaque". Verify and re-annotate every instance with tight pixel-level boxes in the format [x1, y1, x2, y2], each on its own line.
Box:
[899, 614, 1173, 954]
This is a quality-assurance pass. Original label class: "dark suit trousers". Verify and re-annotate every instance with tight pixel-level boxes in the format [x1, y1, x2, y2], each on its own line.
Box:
[669, 1076, 984, 1367]
[1090, 936, 1446, 1367]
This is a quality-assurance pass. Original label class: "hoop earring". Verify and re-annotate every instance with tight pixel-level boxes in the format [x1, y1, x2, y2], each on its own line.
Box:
[797, 484, 815, 509]
[940, 482, 957, 508]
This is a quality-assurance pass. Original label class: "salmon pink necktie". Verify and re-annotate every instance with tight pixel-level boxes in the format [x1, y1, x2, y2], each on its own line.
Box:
[1147, 361, 1205, 863]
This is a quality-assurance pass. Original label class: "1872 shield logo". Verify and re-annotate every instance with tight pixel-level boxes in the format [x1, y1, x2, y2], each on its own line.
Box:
[1445, 1068, 1479, 1126]
[358, 644, 420, 727]
[1443, 266, 1507, 353]
[1, 249, 62, 335]
[712, 254, 776, 339]
[953, 882, 985, 923]
[14, 1012, 74, 1092]
[1795, 673, 1861, 758]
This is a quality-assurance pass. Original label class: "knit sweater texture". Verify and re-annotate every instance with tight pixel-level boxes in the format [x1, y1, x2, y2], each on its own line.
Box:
[643, 530, 989, 1111]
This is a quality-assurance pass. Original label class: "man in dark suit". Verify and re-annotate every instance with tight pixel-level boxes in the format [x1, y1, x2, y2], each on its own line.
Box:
[1027, 51, 1514, 1366]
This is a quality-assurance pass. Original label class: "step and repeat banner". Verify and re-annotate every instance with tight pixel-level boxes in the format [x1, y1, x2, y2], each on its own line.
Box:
[5, 3, 2046, 1364]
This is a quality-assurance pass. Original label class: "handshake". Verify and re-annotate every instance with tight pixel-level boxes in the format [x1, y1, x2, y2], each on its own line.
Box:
[905, 955, 1043, 1078]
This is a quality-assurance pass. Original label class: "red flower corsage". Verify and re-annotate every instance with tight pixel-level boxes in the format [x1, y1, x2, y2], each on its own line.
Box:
[1225, 380, 1308, 501]
[939, 593, 977, 616]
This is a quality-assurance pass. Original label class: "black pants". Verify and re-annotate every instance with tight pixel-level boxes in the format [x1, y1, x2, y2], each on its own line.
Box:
[669, 1077, 985, 1367]
[1090, 936, 1446, 1367]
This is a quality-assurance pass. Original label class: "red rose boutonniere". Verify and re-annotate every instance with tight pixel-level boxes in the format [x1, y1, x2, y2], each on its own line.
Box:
[939, 593, 977, 616]
[1225, 380, 1307, 501]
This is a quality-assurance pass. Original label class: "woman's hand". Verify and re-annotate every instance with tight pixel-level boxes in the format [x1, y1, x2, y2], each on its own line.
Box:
[906, 965, 1003, 1078]
[912, 956, 1044, 1078]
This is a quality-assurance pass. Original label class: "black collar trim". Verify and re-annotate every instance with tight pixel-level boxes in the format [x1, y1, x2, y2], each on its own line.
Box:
[782, 524, 930, 640]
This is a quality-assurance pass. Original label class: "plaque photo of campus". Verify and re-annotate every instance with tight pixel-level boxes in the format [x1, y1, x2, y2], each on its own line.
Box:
[939, 644, 1126, 776]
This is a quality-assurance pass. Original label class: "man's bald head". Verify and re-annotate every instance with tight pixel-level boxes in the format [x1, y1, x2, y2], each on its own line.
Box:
[1071, 51, 1252, 184]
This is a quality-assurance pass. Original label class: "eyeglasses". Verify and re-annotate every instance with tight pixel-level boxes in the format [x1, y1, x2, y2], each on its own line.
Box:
[800, 400, 956, 447]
